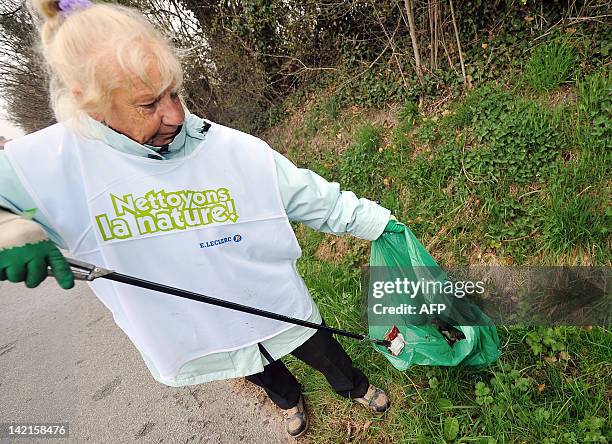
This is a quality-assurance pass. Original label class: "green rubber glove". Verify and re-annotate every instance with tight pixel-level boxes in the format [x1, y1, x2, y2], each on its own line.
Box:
[0, 240, 74, 289]
[0, 209, 74, 289]
[384, 218, 405, 233]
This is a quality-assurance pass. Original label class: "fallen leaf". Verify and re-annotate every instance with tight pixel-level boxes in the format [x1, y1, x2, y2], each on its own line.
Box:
[466, 74, 474, 90]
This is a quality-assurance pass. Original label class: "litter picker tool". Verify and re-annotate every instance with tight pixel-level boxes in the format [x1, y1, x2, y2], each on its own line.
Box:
[50, 257, 403, 351]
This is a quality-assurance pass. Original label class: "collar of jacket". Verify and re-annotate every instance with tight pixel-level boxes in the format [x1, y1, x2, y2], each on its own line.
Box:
[84, 108, 208, 160]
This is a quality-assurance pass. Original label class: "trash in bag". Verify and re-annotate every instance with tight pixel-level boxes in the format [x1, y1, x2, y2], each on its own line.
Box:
[368, 222, 501, 371]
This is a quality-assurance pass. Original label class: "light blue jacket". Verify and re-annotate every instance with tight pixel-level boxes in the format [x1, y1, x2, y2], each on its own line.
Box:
[0, 111, 391, 386]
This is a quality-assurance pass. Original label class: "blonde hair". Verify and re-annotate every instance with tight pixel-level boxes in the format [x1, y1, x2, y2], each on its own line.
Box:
[30, 0, 183, 135]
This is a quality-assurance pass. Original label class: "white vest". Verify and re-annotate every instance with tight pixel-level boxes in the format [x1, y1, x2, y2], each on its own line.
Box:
[5, 122, 314, 380]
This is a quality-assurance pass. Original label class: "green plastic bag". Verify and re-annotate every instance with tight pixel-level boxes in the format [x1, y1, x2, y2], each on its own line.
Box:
[368, 223, 501, 371]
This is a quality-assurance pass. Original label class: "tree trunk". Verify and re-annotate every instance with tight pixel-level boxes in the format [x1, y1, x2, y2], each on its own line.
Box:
[403, 0, 423, 82]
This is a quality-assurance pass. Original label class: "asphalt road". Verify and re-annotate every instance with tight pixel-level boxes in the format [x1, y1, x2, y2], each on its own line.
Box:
[0, 279, 288, 444]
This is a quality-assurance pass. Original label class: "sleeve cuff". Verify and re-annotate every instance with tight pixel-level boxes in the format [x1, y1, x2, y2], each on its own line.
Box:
[349, 200, 391, 241]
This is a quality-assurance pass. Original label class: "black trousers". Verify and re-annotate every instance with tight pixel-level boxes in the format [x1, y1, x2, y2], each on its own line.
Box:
[245, 319, 370, 409]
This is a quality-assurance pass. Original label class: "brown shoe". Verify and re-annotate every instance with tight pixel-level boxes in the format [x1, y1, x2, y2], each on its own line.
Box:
[283, 395, 308, 438]
[353, 384, 390, 413]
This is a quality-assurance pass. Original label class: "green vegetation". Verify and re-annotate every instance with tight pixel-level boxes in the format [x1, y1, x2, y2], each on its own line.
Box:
[283, 249, 611, 443]
[523, 43, 577, 92]
[268, 28, 611, 443]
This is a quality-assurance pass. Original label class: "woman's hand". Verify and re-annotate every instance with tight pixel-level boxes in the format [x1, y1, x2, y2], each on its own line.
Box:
[0, 209, 74, 289]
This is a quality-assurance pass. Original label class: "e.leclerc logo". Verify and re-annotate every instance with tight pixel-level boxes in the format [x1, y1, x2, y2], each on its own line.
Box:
[199, 234, 242, 249]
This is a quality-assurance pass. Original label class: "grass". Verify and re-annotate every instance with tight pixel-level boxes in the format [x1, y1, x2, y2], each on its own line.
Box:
[338, 123, 384, 197]
[260, 31, 612, 443]
[576, 70, 611, 152]
[287, 244, 612, 442]
[541, 152, 610, 258]
[523, 42, 578, 92]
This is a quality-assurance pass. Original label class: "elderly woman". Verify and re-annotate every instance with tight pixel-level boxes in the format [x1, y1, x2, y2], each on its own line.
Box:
[0, 0, 397, 438]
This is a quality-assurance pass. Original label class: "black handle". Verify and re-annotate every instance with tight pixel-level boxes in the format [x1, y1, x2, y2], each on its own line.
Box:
[104, 272, 390, 347]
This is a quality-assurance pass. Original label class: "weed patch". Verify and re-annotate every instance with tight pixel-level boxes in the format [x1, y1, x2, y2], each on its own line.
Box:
[523, 42, 578, 92]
